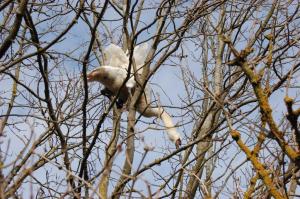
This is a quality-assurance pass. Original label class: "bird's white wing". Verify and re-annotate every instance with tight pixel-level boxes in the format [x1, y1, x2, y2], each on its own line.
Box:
[131, 43, 149, 74]
[102, 65, 136, 89]
[104, 44, 128, 69]
[133, 43, 149, 67]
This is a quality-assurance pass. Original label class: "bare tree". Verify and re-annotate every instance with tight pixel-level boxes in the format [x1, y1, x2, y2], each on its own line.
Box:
[1, 0, 300, 198]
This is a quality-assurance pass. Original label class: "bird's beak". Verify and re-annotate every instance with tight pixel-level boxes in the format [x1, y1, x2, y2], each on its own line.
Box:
[86, 72, 94, 82]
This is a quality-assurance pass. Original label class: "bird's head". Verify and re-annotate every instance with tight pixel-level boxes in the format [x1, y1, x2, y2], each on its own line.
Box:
[87, 67, 108, 82]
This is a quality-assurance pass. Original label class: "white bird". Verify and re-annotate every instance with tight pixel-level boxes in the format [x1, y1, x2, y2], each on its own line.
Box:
[87, 43, 182, 148]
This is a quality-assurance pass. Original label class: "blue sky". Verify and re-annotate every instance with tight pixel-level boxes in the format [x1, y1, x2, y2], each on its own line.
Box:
[1, 1, 300, 198]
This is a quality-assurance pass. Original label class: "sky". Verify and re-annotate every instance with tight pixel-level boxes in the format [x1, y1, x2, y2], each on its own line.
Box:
[1, 0, 299, 198]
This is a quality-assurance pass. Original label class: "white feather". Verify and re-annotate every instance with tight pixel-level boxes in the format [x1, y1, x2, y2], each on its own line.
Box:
[133, 43, 149, 67]
[101, 65, 136, 89]
[104, 44, 129, 69]
[124, 43, 149, 74]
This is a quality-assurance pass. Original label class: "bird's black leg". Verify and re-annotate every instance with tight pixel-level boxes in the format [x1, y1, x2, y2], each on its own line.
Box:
[101, 88, 113, 98]
[116, 90, 129, 109]
[116, 98, 125, 109]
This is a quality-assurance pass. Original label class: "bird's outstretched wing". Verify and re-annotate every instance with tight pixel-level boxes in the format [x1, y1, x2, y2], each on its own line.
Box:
[133, 43, 149, 67]
[104, 44, 128, 69]
[103, 43, 149, 74]
[125, 43, 149, 74]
